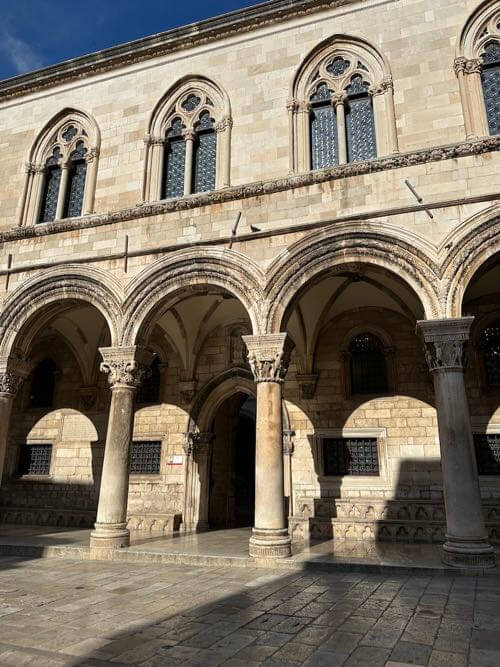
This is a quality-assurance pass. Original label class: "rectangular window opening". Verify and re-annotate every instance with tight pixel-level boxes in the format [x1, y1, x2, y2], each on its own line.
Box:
[130, 441, 162, 475]
[18, 444, 52, 476]
[322, 437, 379, 476]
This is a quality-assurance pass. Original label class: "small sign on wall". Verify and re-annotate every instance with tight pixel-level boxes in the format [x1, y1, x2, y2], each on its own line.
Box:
[167, 455, 183, 465]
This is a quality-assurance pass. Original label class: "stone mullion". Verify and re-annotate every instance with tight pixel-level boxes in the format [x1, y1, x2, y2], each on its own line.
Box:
[287, 99, 298, 173]
[55, 163, 70, 220]
[183, 130, 196, 196]
[243, 333, 294, 558]
[417, 317, 495, 568]
[90, 346, 154, 550]
[333, 92, 347, 165]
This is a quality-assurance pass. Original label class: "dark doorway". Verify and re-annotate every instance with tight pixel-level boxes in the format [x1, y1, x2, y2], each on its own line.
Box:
[209, 393, 256, 529]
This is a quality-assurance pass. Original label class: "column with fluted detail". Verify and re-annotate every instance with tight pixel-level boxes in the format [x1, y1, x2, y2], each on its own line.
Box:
[0, 358, 30, 485]
[243, 333, 294, 559]
[417, 318, 495, 569]
[90, 346, 154, 550]
[183, 431, 214, 532]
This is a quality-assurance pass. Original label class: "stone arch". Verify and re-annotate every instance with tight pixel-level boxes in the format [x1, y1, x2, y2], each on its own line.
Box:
[264, 222, 441, 333]
[442, 205, 500, 316]
[0, 265, 123, 359]
[122, 247, 265, 347]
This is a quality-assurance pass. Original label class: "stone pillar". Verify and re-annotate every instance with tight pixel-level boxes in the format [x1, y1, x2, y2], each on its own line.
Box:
[243, 333, 294, 558]
[183, 431, 214, 532]
[0, 362, 28, 485]
[333, 92, 347, 165]
[90, 346, 154, 550]
[183, 129, 195, 196]
[417, 318, 495, 568]
[55, 163, 70, 220]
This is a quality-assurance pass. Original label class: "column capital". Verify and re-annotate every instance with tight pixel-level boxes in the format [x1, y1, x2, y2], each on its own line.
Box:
[182, 129, 196, 141]
[243, 334, 294, 383]
[0, 356, 30, 396]
[417, 317, 474, 372]
[454, 56, 468, 75]
[331, 91, 347, 106]
[183, 431, 213, 456]
[286, 97, 299, 112]
[99, 346, 155, 388]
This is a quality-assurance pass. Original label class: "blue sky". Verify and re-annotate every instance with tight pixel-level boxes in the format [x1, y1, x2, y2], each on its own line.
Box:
[0, 1, 261, 80]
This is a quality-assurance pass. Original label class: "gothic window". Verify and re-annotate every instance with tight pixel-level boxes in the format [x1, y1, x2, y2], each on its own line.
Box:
[20, 110, 100, 226]
[290, 37, 397, 173]
[136, 357, 162, 405]
[349, 333, 388, 395]
[30, 358, 57, 408]
[481, 41, 500, 136]
[144, 77, 232, 201]
[479, 320, 500, 388]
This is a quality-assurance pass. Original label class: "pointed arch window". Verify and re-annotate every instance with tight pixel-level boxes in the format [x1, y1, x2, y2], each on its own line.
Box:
[20, 111, 100, 226]
[193, 112, 217, 193]
[349, 333, 388, 395]
[481, 41, 500, 136]
[310, 83, 338, 169]
[162, 118, 186, 199]
[30, 358, 57, 408]
[345, 75, 377, 162]
[479, 320, 500, 389]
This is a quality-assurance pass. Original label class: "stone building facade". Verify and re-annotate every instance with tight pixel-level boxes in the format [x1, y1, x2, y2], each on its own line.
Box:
[0, 0, 499, 567]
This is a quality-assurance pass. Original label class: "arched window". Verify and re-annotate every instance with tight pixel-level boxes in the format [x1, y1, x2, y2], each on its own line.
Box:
[349, 333, 388, 395]
[144, 77, 232, 202]
[30, 358, 57, 408]
[289, 36, 397, 173]
[479, 320, 500, 388]
[20, 110, 100, 226]
[455, 5, 500, 139]
[136, 357, 162, 404]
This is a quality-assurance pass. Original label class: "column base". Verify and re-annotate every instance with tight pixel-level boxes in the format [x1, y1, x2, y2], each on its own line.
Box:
[90, 522, 130, 550]
[249, 527, 292, 559]
[442, 535, 496, 569]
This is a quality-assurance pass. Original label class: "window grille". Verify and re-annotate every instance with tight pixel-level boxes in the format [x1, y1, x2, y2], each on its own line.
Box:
[30, 358, 57, 408]
[130, 441, 162, 475]
[474, 434, 500, 475]
[136, 357, 161, 404]
[479, 320, 500, 388]
[163, 118, 186, 199]
[481, 41, 500, 136]
[323, 437, 379, 476]
[18, 444, 52, 476]
[193, 112, 216, 193]
[310, 83, 338, 170]
[345, 76, 377, 162]
[349, 333, 388, 395]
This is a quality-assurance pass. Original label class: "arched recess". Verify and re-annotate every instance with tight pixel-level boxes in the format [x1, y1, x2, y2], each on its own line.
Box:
[19, 108, 101, 226]
[289, 34, 398, 173]
[0, 265, 123, 360]
[264, 222, 441, 336]
[143, 75, 232, 202]
[122, 247, 265, 348]
[455, 0, 500, 139]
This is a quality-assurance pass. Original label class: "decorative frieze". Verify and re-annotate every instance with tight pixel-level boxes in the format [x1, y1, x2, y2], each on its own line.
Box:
[417, 317, 474, 372]
[99, 346, 155, 388]
[243, 333, 294, 383]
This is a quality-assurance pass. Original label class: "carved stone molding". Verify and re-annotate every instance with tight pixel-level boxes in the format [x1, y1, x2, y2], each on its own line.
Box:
[283, 429, 295, 456]
[183, 431, 214, 457]
[179, 379, 197, 404]
[0, 372, 25, 396]
[243, 333, 294, 383]
[0, 356, 30, 395]
[296, 373, 318, 400]
[417, 317, 474, 372]
[99, 346, 155, 388]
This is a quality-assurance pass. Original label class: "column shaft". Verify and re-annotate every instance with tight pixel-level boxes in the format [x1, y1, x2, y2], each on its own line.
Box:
[0, 394, 14, 485]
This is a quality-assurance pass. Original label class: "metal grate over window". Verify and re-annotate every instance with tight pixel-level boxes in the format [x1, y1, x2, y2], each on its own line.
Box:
[481, 41, 500, 136]
[349, 333, 388, 395]
[474, 434, 500, 475]
[479, 320, 500, 388]
[18, 444, 52, 476]
[193, 112, 217, 193]
[130, 441, 162, 475]
[345, 76, 377, 162]
[323, 437, 379, 476]
[40, 166, 62, 223]
[163, 118, 186, 199]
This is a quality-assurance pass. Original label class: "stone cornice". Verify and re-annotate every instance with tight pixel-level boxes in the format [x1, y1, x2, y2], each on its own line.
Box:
[1, 135, 499, 246]
[0, 0, 361, 102]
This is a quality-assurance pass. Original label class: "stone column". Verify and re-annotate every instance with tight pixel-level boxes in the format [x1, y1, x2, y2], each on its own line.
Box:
[0, 362, 28, 485]
[90, 346, 154, 550]
[243, 333, 294, 558]
[183, 129, 195, 196]
[183, 431, 214, 532]
[55, 163, 70, 219]
[417, 318, 495, 568]
[333, 93, 347, 165]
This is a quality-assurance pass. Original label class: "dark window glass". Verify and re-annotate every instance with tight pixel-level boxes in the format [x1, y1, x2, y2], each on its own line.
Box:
[18, 444, 52, 476]
[64, 142, 87, 218]
[323, 438, 379, 476]
[193, 112, 216, 193]
[130, 441, 162, 474]
[474, 434, 500, 475]
[479, 320, 500, 388]
[350, 333, 388, 395]
[30, 358, 57, 408]
[163, 118, 186, 199]
[39, 166, 61, 223]
[482, 41, 500, 136]
[136, 357, 161, 404]
[310, 83, 337, 170]
[345, 76, 377, 162]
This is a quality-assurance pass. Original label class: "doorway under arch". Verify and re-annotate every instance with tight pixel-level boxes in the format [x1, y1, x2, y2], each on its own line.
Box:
[208, 393, 256, 529]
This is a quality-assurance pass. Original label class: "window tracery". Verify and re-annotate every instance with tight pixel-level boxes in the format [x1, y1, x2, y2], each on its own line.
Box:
[144, 77, 232, 202]
[19, 110, 100, 226]
[289, 36, 398, 173]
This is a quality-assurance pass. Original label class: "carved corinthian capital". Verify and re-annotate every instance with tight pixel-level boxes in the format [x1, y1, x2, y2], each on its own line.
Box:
[242, 334, 294, 383]
[99, 346, 155, 388]
[0, 372, 24, 395]
[417, 317, 474, 372]
[0, 356, 30, 396]
[183, 431, 213, 456]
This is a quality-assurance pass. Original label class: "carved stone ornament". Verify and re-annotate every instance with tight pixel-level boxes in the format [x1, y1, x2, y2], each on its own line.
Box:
[183, 431, 213, 456]
[242, 334, 294, 383]
[79, 386, 98, 410]
[179, 379, 197, 404]
[0, 355, 30, 395]
[99, 346, 155, 388]
[454, 57, 467, 75]
[465, 58, 483, 75]
[297, 373, 318, 399]
[0, 372, 25, 395]
[417, 317, 474, 372]
[283, 429, 295, 455]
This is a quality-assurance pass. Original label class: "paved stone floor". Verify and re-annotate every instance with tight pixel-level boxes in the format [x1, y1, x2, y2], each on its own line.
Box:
[0, 556, 499, 666]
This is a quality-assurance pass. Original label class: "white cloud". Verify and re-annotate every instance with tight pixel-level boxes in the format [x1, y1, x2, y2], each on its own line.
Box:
[0, 28, 44, 75]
